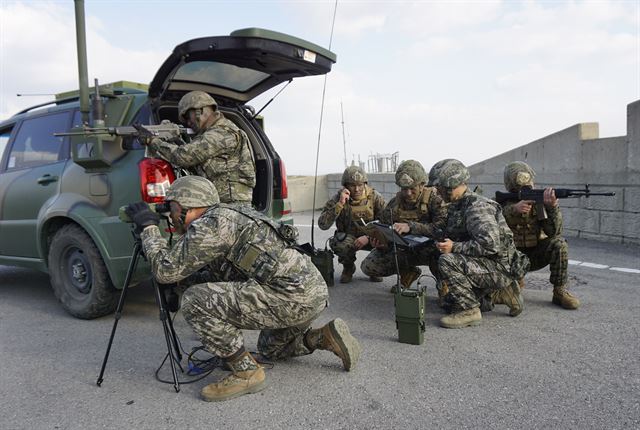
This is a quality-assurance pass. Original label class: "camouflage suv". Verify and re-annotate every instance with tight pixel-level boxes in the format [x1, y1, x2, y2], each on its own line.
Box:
[0, 28, 336, 319]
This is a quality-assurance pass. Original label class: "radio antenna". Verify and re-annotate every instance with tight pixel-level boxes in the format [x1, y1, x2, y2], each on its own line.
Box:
[311, 0, 338, 248]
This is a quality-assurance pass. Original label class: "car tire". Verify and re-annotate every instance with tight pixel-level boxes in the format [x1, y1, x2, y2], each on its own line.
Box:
[48, 224, 118, 319]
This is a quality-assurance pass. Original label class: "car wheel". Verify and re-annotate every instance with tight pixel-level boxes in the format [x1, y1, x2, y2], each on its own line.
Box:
[48, 224, 118, 319]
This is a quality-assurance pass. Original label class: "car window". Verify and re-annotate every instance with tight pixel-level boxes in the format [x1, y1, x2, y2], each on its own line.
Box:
[0, 128, 12, 163]
[6, 111, 71, 170]
[173, 61, 269, 92]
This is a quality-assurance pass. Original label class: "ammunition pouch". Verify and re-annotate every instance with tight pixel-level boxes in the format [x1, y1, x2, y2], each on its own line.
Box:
[392, 187, 433, 223]
[220, 204, 297, 284]
[226, 222, 283, 284]
[505, 206, 541, 248]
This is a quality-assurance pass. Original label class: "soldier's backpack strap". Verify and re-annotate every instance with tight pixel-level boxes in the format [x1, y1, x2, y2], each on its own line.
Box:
[419, 186, 433, 215]
[218, 203, 299, 246]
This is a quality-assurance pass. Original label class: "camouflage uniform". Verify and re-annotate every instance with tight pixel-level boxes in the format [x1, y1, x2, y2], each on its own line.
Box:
[141, 204, 328, 359]
[318, 185, 386, 268]
[502, 202, 568, 287]
[129, 176, 359, 402]
[440, 188, 528, 312]
[501, 161, 577, 309]
[429, 159, 528, 326]
[147, 92, 256, 204]
[360, 160, 447, 282]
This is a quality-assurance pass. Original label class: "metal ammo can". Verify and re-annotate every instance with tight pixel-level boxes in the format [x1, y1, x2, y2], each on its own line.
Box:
[394, 285, 426, 345]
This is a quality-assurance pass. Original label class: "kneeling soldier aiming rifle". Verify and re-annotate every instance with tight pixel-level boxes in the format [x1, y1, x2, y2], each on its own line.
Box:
[496, 161, 615, 309]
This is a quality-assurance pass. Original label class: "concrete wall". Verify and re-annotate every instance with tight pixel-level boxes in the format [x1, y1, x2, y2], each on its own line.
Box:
[287, 175, 328, 212]
[326, 172, 399, 205]
[291, 100, 639, 245]
[468, 100, 639, 245]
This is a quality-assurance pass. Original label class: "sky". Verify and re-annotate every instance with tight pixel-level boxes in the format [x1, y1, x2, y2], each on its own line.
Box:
[0, 0, 638, 175]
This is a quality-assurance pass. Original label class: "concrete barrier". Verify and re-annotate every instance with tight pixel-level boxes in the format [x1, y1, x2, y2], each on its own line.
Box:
[468, 100, 639, 245]
[287, 175, 328, 212]
[291, 100, 639, 245]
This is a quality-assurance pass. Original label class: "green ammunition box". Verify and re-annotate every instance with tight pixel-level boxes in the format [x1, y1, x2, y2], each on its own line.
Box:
[394, 287, 426, 345]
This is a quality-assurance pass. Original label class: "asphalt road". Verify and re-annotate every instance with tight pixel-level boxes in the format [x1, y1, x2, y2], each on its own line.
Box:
[1, 211, 639, 430]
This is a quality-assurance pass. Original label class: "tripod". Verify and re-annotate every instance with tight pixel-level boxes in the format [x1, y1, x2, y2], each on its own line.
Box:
[97, 237, 183, 392]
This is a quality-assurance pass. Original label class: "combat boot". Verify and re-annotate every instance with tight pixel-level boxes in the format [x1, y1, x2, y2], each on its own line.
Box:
[340, 264, 356, 284]
[491, 280, 524, 316]
[201, 350, 266, 402]
[440, 307, 482, 329]
[390, 267, 422, 293]
[305, 318, 361, 371]
[552, 286, 580, 310]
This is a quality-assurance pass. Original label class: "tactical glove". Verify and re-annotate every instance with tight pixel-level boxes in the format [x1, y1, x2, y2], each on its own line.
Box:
[124, 202, 160, 233]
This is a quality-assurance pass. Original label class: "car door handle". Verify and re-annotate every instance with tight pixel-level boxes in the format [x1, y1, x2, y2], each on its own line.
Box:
[37, 174, 59, 185]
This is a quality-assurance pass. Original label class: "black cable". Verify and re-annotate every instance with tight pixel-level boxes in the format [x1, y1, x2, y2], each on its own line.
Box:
[153, 314, 274, 386]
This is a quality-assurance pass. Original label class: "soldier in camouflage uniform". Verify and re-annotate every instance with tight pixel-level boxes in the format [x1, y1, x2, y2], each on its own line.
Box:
[318, 166, 386, 283]
[124, 176, 361, 402]
[145, 91, 256, 204]
[433, 159, 529, 328]
[500, 161, 580, 309]
[360, 160, 447, 292]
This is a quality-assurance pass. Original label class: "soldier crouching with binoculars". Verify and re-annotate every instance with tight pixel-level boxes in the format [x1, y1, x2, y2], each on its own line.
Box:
[124, 176, 361, 402]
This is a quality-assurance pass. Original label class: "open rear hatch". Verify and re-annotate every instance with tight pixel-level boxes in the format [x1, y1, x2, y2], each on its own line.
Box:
[148, 27, 337, 107]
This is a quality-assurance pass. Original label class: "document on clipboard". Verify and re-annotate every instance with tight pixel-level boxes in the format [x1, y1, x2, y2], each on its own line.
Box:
[360, 221, 433, 250]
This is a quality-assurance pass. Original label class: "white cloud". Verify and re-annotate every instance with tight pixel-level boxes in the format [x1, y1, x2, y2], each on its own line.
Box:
[0, 1, 165, 118]
[1, 0, 637, 177]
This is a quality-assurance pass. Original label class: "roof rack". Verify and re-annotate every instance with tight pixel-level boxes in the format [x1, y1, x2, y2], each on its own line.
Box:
[14, 81, 149, 116]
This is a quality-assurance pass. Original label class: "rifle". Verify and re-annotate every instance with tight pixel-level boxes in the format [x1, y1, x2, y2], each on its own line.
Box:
[54, 122, 194, 146]
[495, 185, 615, 220]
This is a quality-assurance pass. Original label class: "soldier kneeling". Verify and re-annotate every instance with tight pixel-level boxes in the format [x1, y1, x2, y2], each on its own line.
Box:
[318, 166, 386, 283]
[125, 176, 361, 402]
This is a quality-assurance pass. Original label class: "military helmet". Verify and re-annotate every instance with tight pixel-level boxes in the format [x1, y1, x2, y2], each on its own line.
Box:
[165, 176, 220, 209]
[178, 91, 218, 122]
[341, 166, 368, 186]
[504, 161, 536, 192]
[428, 158, 455, 186]
[395, 160, 427, 188]
[433, 159, 470, 188]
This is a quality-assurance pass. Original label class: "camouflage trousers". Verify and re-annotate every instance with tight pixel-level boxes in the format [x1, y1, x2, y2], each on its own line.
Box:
[360, 246, 440, 280]
[439, 253, 517, 312]
[181, 264, 328, 359]
[329, 232, 372, 267]
[519, 237, 568, 287]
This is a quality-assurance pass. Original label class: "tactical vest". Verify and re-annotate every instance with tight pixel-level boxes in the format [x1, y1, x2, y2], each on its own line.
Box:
[392, 187, 433, 223]
[218, 204, 298, 284]
[198, 118, 256, 203]
[503, 205, 545, 248]
[347, 187, 376, 234]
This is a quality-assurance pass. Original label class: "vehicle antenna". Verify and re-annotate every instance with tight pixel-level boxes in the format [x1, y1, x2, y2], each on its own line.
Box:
[311, 0, 338, 248]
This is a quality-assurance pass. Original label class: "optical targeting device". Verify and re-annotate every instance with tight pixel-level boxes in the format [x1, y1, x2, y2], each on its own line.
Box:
[118, 202, 171, 223]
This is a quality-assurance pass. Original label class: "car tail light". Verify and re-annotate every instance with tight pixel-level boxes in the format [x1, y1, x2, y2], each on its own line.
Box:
[138, 158, 176, 203]
[279, 159, 288, 199]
